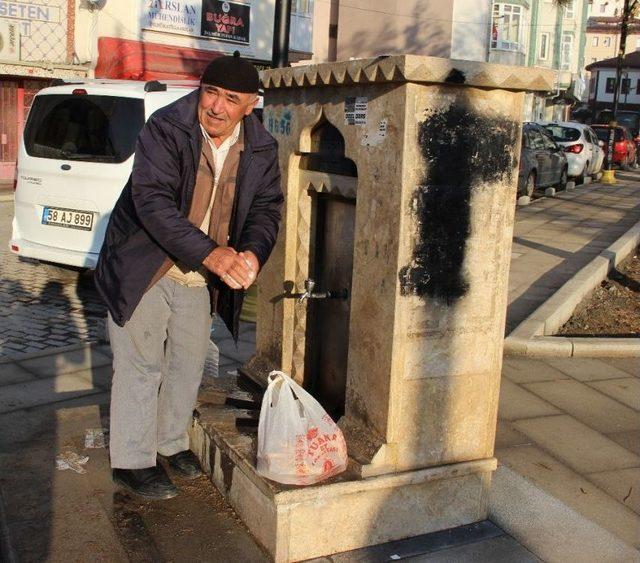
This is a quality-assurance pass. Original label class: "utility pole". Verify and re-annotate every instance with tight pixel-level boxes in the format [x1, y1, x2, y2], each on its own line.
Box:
[272, 0, 293, 68]
[603, 0, 635, 182]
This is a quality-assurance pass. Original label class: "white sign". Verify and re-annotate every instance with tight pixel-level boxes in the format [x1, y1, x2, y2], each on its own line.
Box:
[141, 0, 201, 37]
[0, 1, 60, 22]
[0, 20, 20, 61]
[345, 96, 368, 125]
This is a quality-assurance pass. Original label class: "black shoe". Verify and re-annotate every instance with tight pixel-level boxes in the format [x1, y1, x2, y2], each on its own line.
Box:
[112, 466, 178, 500]
[159, 450, 203, 479]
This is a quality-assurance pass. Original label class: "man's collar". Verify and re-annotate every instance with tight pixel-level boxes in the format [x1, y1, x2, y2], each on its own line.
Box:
[200, 121, 243, 152]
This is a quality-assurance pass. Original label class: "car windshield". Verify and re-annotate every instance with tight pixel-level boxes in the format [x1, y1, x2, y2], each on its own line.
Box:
[616, 113, 640, 134]
[24, 94, 145, 163]
[543, 125, 581, 142]
[593, 127, 624, 142]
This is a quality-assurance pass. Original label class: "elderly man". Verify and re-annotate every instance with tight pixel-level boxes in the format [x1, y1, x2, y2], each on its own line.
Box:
[95, 52, 282, 500]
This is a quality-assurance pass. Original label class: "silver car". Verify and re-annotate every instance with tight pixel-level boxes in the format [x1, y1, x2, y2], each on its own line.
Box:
[539, 121, 604, 183]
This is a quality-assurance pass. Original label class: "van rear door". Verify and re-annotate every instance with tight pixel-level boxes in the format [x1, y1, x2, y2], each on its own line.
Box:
[14, 92, 144, 262]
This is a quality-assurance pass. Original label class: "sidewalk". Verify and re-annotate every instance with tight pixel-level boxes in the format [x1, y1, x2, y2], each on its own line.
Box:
[507, 172, 640, 333]
[0, 346, 538, 562]
[494, 174, 640, 560]
[1, 176, 638, 561]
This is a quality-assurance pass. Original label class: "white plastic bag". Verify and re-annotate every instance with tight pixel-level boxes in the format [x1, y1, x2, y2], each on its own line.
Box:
[257, 370, 348, 485]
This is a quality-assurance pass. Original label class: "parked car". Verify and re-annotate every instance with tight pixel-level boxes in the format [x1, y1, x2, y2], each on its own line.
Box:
[540, 121, 604, 183]
[591, 125, 637, 169]
[518, 122, 568, 197]
[10, 80, 197, 269]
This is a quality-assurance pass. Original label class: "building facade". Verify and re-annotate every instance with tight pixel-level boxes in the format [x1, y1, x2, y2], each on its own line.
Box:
[584, 17, 640, 68]
[0, 0, 312, 180]
[586, 50, 640, 114]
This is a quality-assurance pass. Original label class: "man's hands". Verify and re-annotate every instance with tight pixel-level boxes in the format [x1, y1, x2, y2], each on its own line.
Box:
[203, 247, 259, 290]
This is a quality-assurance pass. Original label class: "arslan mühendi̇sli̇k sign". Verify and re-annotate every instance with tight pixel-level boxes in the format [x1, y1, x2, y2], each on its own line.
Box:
[141, 0, 250, 44]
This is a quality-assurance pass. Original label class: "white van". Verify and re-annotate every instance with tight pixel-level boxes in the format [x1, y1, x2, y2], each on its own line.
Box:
[10, 80, 197, 269]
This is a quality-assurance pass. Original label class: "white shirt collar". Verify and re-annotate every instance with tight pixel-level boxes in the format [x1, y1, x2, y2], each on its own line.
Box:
[200, 121, 241, 153]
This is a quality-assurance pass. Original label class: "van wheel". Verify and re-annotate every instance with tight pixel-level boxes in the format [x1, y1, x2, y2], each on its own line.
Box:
[524, 172, 536, 197]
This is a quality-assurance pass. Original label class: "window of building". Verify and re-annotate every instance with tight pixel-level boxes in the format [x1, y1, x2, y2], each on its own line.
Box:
[606, 77, 616, 93]
[539, 32, 549, 60]
[603, 36, 611, 47]
[561, 32, 573, 70]
[599, 3, 606, 13]
[636, 38, 640, 51]
[622, 78, 631, 94]
[491, 3, 527, 52]
[592, 36, 599, 47]
[292, 0, 313, 15]
[565, 0, 575, 19]
[591, 57, 598, 63]
[636, 79, 640, 94]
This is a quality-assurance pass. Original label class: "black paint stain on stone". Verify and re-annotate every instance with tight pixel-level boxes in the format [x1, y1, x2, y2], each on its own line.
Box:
[399, 103, 518, 303]
[445, 68, 466, 84]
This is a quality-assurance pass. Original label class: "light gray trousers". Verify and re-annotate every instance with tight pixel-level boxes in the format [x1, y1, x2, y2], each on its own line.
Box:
[108, 277, 212, 469]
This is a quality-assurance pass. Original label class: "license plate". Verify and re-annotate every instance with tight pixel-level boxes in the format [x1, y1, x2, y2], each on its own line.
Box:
[41, 206, 94, 231]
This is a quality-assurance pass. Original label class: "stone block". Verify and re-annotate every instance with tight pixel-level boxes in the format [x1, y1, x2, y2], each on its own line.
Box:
[190, 418, 495, 563]
[546, 358, 631, 381]
[498, 379, 561, 421]
[606, 430, 640, 456]
[587, 468, 640, 515]
[502, 358, 570, 384]
[565, 181, 576, 190]
[0, 362, 37, 385]
[18, 347, 112, 378]
[523, 379, 640, 433]
[517, 196, 531, 206]
[544, 187, 556, 197]
[492, 448, 640, 557]
[587, 378, 640, 411]
[513, 415, 640, 474]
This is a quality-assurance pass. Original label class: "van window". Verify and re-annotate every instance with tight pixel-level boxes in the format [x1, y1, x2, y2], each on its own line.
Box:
[24, 94, 145, 163]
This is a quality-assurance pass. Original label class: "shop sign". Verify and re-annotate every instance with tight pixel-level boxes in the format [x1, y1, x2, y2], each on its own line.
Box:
[141, 0, 250, 45]
[201, 0, 250, 44]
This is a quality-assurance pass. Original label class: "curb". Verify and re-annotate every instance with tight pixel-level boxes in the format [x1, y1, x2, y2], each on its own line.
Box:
[489, 464, 639, 562]
[505, 220, 640, 358]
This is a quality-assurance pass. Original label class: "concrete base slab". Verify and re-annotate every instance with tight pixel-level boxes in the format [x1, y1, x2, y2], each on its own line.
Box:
[190, 376, 496, 563]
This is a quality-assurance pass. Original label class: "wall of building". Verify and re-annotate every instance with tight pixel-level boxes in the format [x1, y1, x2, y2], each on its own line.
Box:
[450, 0, 490, 61]
[74, 0, 276, 68]
[588, 0, 624, 17]
[335, 0, 455, 60]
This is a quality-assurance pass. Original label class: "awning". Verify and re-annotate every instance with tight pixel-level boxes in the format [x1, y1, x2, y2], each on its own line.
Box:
[94, 37, 223, 80]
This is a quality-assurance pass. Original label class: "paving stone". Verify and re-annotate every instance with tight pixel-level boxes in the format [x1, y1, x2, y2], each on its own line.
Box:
[586, 378, 640, 411]
[606, 430, 640, 456]
[0, 362, 37, 385]
[523, 379, 640, 434]
[498, 379, 561, 421]
[19, 348, 112, 378]
[513, 415, 640, 474]
[546, 358, 632, 381]
[605, 358, 639, 377]
[497, 445, 640, 548]
[502, 358, 570, 384]
[494, 420, 533, 449]
[587, 468, 640, 515]
[0, 374, 103, 414]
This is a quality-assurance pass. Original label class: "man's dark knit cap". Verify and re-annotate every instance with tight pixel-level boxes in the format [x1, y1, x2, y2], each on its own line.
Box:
[201, 51, 260, 94]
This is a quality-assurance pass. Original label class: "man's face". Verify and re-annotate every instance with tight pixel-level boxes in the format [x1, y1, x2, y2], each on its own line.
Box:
[198, 84, 257, 144]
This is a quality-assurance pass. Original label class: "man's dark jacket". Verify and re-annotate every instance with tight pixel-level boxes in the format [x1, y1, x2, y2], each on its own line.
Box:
[94, 90, 283, 339]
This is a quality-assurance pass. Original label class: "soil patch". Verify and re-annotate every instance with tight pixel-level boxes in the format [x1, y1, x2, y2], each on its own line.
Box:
[558, 247, 640, 337]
